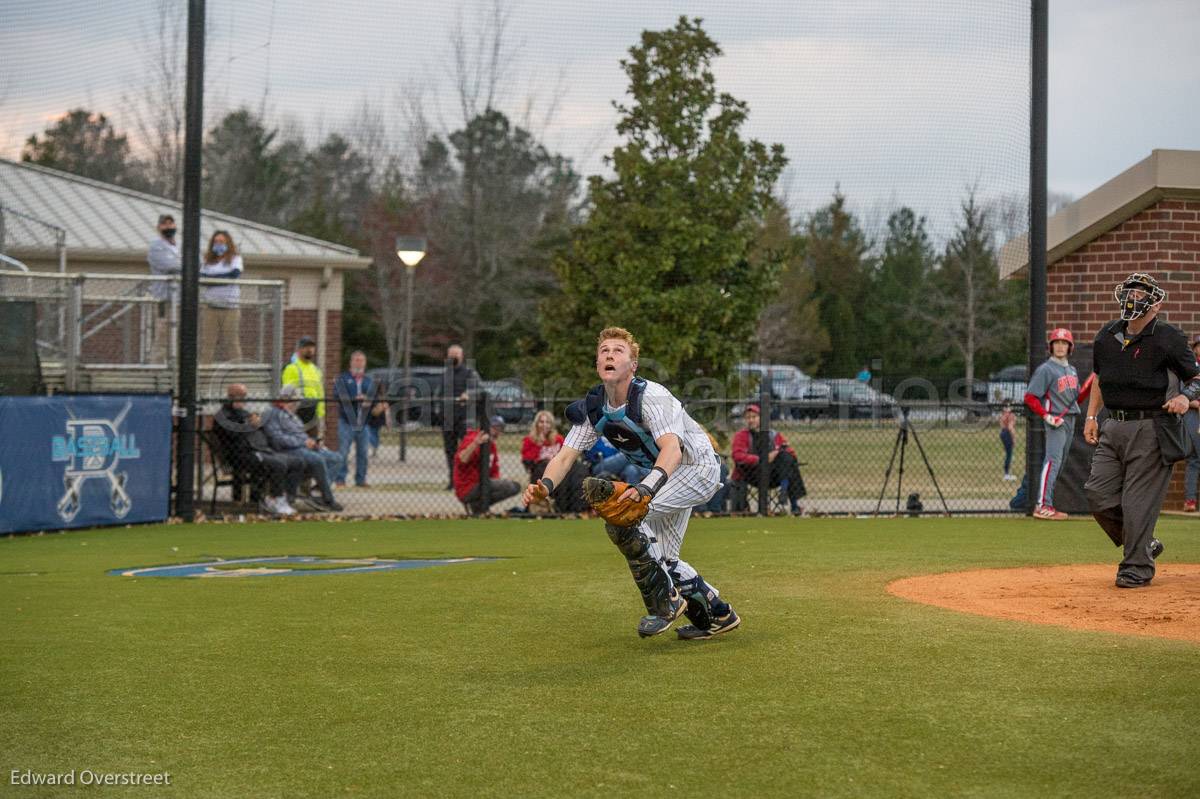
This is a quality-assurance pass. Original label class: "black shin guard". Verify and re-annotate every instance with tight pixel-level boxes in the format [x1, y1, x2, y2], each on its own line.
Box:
[674, 575, 730, 629]
[606, 523, 675, 617]
[1091, 506, 1124, 547]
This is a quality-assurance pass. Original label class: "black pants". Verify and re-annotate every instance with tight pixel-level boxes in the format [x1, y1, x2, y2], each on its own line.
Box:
[738, 451, 807, 502]
[443, 425, 466, 482]
[253, 451, 305, 497]
[1084, 418, 1173, 581]
[527, 459, 590, 513]
[462, 479, 521, 515]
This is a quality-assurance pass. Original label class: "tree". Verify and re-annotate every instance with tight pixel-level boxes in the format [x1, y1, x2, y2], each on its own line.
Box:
[531, 16, 787, 392]
[869, 207, 938, 377]
[411, 109, 579, 378]
[288, 133, 375, 246]
[202, 109, 302, 225]
[805, 191, 872, 377]
[122, 0, 186, 200]
[924, 192, 1017, 383]
[21, 109, 146, 188]
[755, 203, 829, 373]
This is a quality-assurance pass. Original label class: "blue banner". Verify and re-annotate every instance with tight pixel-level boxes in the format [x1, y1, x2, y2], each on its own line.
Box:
[0, 395, 172, 533]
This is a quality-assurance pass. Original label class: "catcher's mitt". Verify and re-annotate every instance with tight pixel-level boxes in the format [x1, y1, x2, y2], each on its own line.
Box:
[582, 477, 651, 527]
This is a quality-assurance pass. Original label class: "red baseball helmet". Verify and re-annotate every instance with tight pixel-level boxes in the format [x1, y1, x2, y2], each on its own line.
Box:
[1048, 327, 1074, 353]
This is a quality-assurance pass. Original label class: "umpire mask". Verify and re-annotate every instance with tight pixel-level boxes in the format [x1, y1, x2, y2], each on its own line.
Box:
[1113, 272, 1165, 321]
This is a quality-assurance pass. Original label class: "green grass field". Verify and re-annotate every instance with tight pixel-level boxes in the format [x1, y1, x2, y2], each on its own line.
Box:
[3, 516, 1198, 798]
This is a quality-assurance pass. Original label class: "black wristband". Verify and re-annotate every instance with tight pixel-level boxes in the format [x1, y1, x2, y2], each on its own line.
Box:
[539, 477, 555, 495]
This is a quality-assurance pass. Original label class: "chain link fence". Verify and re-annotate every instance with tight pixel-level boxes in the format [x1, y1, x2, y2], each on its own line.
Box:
[190, 389, 1028, 519]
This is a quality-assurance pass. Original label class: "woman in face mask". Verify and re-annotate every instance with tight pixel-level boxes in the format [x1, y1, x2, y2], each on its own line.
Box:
[200, 229, 244, 363]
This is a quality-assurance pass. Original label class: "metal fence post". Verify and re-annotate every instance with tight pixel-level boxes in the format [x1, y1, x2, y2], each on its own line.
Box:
[477, 390, 491, 515]
[757, 379, 770, 516]
[271, 286, 284, 388]
[64, 275, 83, 392]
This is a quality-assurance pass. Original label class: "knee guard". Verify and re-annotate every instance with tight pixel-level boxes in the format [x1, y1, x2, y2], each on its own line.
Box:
[672, 574, 731, 630]
[606, 523, 675, 617]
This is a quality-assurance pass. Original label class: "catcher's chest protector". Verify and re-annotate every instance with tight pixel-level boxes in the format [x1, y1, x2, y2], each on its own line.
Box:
[567, 378, 660, 469]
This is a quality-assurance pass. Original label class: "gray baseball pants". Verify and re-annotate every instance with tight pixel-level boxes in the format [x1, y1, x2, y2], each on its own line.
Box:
[1084, 418, 1173, 581]
[1038, 416, 1075, 508]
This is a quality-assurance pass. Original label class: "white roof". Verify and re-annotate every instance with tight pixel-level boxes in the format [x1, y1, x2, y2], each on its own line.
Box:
[0, 157, 368, 267]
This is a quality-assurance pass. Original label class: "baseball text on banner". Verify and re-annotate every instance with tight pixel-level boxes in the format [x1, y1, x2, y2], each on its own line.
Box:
[0, 395, 172, 533]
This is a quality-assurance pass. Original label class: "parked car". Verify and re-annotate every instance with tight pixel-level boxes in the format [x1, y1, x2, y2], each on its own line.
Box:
[734, 362, 830, 419]
[825, 379, 897, 419]
[970, 364, 1028, 405]
[367, 365, 480, 426]
[483, 379, 537, 425]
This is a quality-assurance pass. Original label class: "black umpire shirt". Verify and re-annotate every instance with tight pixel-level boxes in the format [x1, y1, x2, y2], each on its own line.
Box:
[1092, 318, 1200, 410]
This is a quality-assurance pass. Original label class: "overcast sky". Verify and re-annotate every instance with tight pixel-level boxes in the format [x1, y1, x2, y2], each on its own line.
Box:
[1, 0, 1197, 242]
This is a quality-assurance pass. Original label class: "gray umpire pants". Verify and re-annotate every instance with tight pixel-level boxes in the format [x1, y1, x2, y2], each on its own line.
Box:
[1084, 418, 1173, 581]
[1038, 416, 1075, 508]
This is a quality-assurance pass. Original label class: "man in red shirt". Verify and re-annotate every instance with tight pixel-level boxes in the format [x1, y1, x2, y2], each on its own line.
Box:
[731, 403, 806, 513]
[454, 415, 521, 514]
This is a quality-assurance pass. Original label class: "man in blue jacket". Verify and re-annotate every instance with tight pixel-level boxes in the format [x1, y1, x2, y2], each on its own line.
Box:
[333, 351, 386, 487]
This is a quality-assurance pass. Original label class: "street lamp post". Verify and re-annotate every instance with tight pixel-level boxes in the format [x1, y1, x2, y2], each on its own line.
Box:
[395, 236, 427, 462]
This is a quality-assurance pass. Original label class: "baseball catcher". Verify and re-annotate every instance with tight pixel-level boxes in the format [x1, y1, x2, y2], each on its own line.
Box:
[522, 327, 740, 640]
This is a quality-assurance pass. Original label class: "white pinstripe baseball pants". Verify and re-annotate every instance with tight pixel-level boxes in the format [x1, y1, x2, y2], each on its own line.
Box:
[640, 459, 721, 585]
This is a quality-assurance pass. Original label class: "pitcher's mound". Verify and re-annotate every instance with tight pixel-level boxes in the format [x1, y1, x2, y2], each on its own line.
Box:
[888, 564, 1200, 644]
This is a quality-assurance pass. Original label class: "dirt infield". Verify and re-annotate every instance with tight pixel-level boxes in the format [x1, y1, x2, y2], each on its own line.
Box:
[888, 564, 1200, 644]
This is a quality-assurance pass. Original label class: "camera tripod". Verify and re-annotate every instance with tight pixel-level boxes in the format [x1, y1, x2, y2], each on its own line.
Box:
[873, 407, 950, 516]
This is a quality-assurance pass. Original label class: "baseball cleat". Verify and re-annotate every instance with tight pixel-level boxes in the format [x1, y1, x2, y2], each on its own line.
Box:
[636, 593, 687, 638]
[676, 609, 742, 640]
[1149, 538, 1164, 559]
[1033, 505, 1068, 521]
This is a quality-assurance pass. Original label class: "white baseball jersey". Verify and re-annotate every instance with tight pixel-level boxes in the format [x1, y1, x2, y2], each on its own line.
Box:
[563, 379, 716, 466]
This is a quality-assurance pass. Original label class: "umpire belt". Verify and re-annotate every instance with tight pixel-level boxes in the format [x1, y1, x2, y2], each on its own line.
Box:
[1107, 409, 1164, 422]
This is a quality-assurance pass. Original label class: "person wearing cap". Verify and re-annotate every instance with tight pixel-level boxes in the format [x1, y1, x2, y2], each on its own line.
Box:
[261, 383, 344, 512]
[1183, 335, 1200, 512]
[146, 213, 180, 362]
[281, 335, 325, 431]
[1083, 272, 1200, 588]
[453, 415, 521, 515]
[730, 403, 806, 514]
[1023, 327, 1094, 520]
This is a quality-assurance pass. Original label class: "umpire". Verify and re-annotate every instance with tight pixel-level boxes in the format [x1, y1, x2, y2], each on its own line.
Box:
[1083, 272, 1200, 588]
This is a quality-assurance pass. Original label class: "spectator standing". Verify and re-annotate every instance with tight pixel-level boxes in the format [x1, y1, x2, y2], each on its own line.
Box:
[731, 403, 806, 514]
[999, 402, 1017, 480]
[441, 344, 478, 489]
[261, 384, 344, 511]
[1184, 335, 1200, 512]
[454, 415, 521, 515]
[211, 383, 301, 515]
[856, 364, 872, 383]
[333, 351, 386, 487]
[146, 213, 180, 362]
[199, 230, 243, 363]
[281, 335, 325, 432]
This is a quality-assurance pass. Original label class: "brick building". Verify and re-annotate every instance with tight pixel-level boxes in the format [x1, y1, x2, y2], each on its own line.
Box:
[1001, 149, 1200, 508]
[0, 158, 370, 442]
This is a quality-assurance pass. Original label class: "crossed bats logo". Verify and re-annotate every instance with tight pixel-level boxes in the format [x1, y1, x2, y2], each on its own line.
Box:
[50, 401, 139, 522]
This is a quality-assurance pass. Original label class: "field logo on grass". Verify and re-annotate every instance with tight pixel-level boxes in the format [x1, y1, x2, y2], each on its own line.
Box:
[51, 400, 140, 522]
[111, 555, 499, 578]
